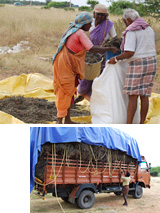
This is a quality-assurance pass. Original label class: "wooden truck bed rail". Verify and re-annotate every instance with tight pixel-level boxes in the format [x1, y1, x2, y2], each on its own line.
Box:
[42, 154, 137, 186]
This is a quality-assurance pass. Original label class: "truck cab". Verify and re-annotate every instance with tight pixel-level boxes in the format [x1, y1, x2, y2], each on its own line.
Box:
[138, 156, 151, 188]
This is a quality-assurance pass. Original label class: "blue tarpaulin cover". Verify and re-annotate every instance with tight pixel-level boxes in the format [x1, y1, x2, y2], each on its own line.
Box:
[30, 127, 142, 193]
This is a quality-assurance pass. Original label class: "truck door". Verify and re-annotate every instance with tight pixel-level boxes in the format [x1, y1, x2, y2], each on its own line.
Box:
[139, 161, 151, 188]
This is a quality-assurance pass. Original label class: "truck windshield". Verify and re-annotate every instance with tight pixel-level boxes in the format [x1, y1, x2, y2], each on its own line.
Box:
[141, 162, 147, 169]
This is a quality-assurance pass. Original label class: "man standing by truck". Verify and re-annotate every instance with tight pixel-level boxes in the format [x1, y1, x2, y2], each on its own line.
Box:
[121, 171, 131, 206]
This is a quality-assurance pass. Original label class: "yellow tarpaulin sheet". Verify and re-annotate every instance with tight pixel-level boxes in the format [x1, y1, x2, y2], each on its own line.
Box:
[0, 73, 55, 102]
[145, 93, 160, 124]
[0, 73, 160, 124]
[0, 111, 24, 124]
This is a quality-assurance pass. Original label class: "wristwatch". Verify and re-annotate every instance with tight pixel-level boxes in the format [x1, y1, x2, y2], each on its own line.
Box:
[114, 57, 118, 63]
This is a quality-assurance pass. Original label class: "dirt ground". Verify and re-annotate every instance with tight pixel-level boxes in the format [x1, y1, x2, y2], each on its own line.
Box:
[30, 177, 160, 213]
[0, 96, 90, 123]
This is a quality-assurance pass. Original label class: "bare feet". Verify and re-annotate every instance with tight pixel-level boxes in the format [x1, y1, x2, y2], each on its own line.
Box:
[56, 118, 63, 124]
[64, 119, 77, 124]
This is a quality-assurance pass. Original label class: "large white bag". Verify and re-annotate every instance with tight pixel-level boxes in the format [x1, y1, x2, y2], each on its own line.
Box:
[90, 60, 140, 124]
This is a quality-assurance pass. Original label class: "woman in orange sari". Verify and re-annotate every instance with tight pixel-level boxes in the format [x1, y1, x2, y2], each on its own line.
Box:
[53, 11, 119, 124]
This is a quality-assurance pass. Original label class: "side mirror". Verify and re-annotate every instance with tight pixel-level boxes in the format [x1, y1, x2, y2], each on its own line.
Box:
[149, 163, 151, 170]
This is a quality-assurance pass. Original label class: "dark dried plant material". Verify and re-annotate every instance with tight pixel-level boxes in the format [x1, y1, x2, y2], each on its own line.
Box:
[102, 37, 122, 49]
[85, 52, 102, 64]
[0, 96, 90, 123]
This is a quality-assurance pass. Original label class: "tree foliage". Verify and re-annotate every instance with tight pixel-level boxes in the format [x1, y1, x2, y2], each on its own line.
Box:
[87, 0, 99, 9]
[0, 0, 45, 5]
[78, 6, 91, 12]
[48, 1, 70, 8]
[144, 0, 160, 17]
[108, 1, 133, 15]
[45, 0, 51, 6]
[108, 0, 160, 17]
[150, 166, 160, 177]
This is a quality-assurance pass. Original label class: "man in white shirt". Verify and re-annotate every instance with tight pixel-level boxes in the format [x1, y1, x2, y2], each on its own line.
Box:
[108, 9, 157, 124]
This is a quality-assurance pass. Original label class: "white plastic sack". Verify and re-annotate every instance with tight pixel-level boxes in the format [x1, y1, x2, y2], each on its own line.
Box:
[90, 60, 140, 124]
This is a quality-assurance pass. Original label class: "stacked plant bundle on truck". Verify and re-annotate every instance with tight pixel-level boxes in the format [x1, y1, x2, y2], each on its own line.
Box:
[35, 142, 137, 182]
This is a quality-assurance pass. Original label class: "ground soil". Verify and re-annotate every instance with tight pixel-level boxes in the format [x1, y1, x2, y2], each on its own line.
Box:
[30, 177, 160, 213]
[0, 96, 90, 123]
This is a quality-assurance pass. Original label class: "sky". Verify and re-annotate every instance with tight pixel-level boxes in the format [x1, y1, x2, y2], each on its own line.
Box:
[111, 125, 160, 168]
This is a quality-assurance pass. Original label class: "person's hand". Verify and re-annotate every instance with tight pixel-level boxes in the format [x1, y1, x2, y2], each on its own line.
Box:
[110, 47, 120, 54]
[108, 57, 116, 64]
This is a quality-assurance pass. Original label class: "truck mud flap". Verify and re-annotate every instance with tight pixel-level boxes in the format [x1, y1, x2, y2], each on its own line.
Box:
[33, 192, 46, 200]
[69, 184, 97, 204]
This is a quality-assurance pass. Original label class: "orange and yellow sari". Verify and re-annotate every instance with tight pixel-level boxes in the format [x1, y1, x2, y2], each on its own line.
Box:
[53, 45, 86, 118]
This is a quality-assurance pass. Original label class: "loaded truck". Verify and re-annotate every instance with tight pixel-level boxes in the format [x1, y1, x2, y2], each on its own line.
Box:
[30, 127, 151, 209]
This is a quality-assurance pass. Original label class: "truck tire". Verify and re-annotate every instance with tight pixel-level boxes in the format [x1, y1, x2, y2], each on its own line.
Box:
[133, 185, 143, 199]
[77, 190, 95, 209]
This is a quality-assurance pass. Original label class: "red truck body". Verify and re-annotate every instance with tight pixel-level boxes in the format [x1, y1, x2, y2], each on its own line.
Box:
[34, 154, 150, 209]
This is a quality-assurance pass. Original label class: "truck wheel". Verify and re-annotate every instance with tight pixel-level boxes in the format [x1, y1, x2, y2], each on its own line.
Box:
[77, 190, 95, 209]
[133, 185, 143, 199]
